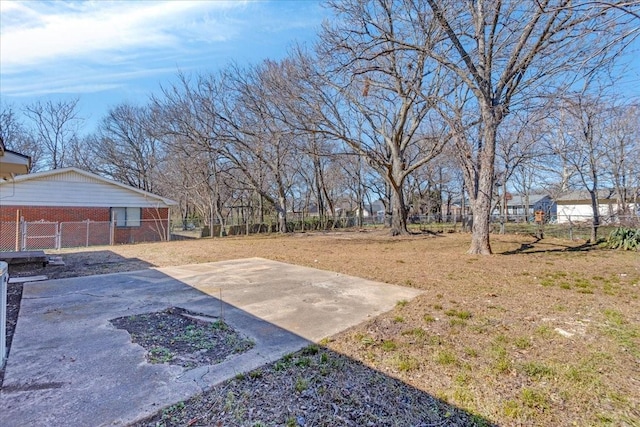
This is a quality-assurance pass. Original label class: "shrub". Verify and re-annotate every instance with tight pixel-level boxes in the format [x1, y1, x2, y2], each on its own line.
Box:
[606, 227, 640, 251]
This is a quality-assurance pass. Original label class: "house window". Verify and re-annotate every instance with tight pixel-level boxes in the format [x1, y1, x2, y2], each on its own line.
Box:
[111, 207, 141, 227]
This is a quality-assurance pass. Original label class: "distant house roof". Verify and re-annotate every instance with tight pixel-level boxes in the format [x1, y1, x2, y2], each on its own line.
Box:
[0, 167, 177, 207]
[505, 194, 551, 206]
[555, 189, 618, 203]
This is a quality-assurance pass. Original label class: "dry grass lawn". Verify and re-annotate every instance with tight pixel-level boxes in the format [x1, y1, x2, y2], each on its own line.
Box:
[53, 230, 640, 426]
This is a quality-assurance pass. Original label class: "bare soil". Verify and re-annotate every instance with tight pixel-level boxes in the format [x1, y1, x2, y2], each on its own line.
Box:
[2, 230, 639, 426]
[110, 307, 254, 369]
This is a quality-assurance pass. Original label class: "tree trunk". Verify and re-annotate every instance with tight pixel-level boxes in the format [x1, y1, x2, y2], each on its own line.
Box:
[277, 193, 288, 233]
[467, 116, 498, 255]
[468, 189, 493, 255]
[389, 155, 409, 236]
[390, 186, 409, 236]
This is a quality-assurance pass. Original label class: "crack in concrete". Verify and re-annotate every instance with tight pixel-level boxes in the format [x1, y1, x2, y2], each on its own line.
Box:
[177, 365, 211, 390]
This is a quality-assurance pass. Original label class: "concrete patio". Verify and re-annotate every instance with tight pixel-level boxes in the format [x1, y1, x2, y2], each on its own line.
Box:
[0, 258, 422, 426]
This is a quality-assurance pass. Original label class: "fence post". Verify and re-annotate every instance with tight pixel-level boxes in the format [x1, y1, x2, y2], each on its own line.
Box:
[86, 220, 90, 247]
[20, 220, 26, 251]
[56, 223, 61, 250]
[14, 210, 20, 251]
[1, 261, 8, 368]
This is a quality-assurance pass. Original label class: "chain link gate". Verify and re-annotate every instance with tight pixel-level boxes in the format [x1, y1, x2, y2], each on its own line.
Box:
[22, 221, 59, 251]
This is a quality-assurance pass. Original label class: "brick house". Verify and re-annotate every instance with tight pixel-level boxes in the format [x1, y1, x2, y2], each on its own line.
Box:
[0, 167, 176, 250]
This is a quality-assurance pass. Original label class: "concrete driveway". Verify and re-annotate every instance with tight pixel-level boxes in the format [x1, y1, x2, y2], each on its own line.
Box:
[0, 258, 422, 427]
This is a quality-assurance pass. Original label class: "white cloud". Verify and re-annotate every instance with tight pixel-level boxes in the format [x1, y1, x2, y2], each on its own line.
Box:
[1, 64, 181, 97]
[0, 0, 244, 72]
[0, 0, 325, 101]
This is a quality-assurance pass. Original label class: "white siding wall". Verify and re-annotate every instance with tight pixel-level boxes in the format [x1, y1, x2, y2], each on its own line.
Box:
[0, 170, 170, 208]
[556, 203, 625, 224]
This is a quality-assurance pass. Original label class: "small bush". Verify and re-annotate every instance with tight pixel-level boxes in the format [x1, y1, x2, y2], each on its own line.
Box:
[606, 227, 640, 251]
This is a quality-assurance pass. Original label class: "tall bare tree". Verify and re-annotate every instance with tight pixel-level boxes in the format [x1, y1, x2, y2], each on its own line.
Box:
[286, 0, 450, 235]
[152, 73, 231, 235]
[495, 109, 548, 227]
[79, 103, 162, 192]
[216, 61, 302, 233]
[23, 98, 82, 170]
[548, 94, 613, 243]
[415, 0, 639, 253]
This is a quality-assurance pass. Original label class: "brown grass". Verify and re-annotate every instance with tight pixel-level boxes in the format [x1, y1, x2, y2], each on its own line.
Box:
[55, 230, 640, 426]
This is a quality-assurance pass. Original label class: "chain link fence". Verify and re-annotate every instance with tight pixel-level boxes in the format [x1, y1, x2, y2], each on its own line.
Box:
[4, 214, 634, 250]
[0, 219, 169, 251]
[170, 212, 639, 241]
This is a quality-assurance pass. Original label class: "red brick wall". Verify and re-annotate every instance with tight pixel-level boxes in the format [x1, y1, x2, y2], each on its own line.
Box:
[0, 206, 170, 246]
[0, 206, 110, 222]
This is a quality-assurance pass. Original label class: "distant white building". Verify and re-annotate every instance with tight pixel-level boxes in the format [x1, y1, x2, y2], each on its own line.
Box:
[555, 190, 638, 224]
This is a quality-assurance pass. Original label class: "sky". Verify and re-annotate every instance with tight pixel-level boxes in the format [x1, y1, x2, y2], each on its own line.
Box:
[1, 0, 639, 135]
[0, 0, 328, 131]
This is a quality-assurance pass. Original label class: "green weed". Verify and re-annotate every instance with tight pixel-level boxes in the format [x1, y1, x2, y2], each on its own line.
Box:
[148, 346, 173, 364]
[602, 309, 639, 357]
[449, 318, 467, 327]
[294, 377, 309, 393]
[535, 325, 555, 339]
[435, 350, 458, 365]
[248, 369, 263, 379]
[393, 354, 420, 372]
[381, 340, 397, 351]
[464, 347, 478, 357]
[514, 337, 532, 349]
[520, 361, 556, 380]
[445, 309, 472, 320]
[521, 388, 549, 410]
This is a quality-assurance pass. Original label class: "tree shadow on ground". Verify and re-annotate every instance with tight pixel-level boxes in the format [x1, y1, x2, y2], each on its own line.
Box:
[133, 344, 497, 427]
[500, 237, 597, 255]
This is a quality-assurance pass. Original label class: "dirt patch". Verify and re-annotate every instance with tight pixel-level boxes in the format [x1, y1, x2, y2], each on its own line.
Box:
[110, 307, 254, 369]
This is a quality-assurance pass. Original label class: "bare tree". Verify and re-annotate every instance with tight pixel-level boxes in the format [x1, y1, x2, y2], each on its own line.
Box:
[285, 0, 450, 235]
[414, 0, 640, 253]
[79, 103, 162, 192]
[495, 109, 548, 228]
[23, 98, 83, 169]
[216, 61, 302, 233]
[151, 73, 231, 235]
[291, 133, 344, 228]
[602, 102, 640, 223]
[548, 94, 613, 242]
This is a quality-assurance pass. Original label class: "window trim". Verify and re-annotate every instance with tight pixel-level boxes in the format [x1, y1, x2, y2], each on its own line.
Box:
[111, 207, 141, 228]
